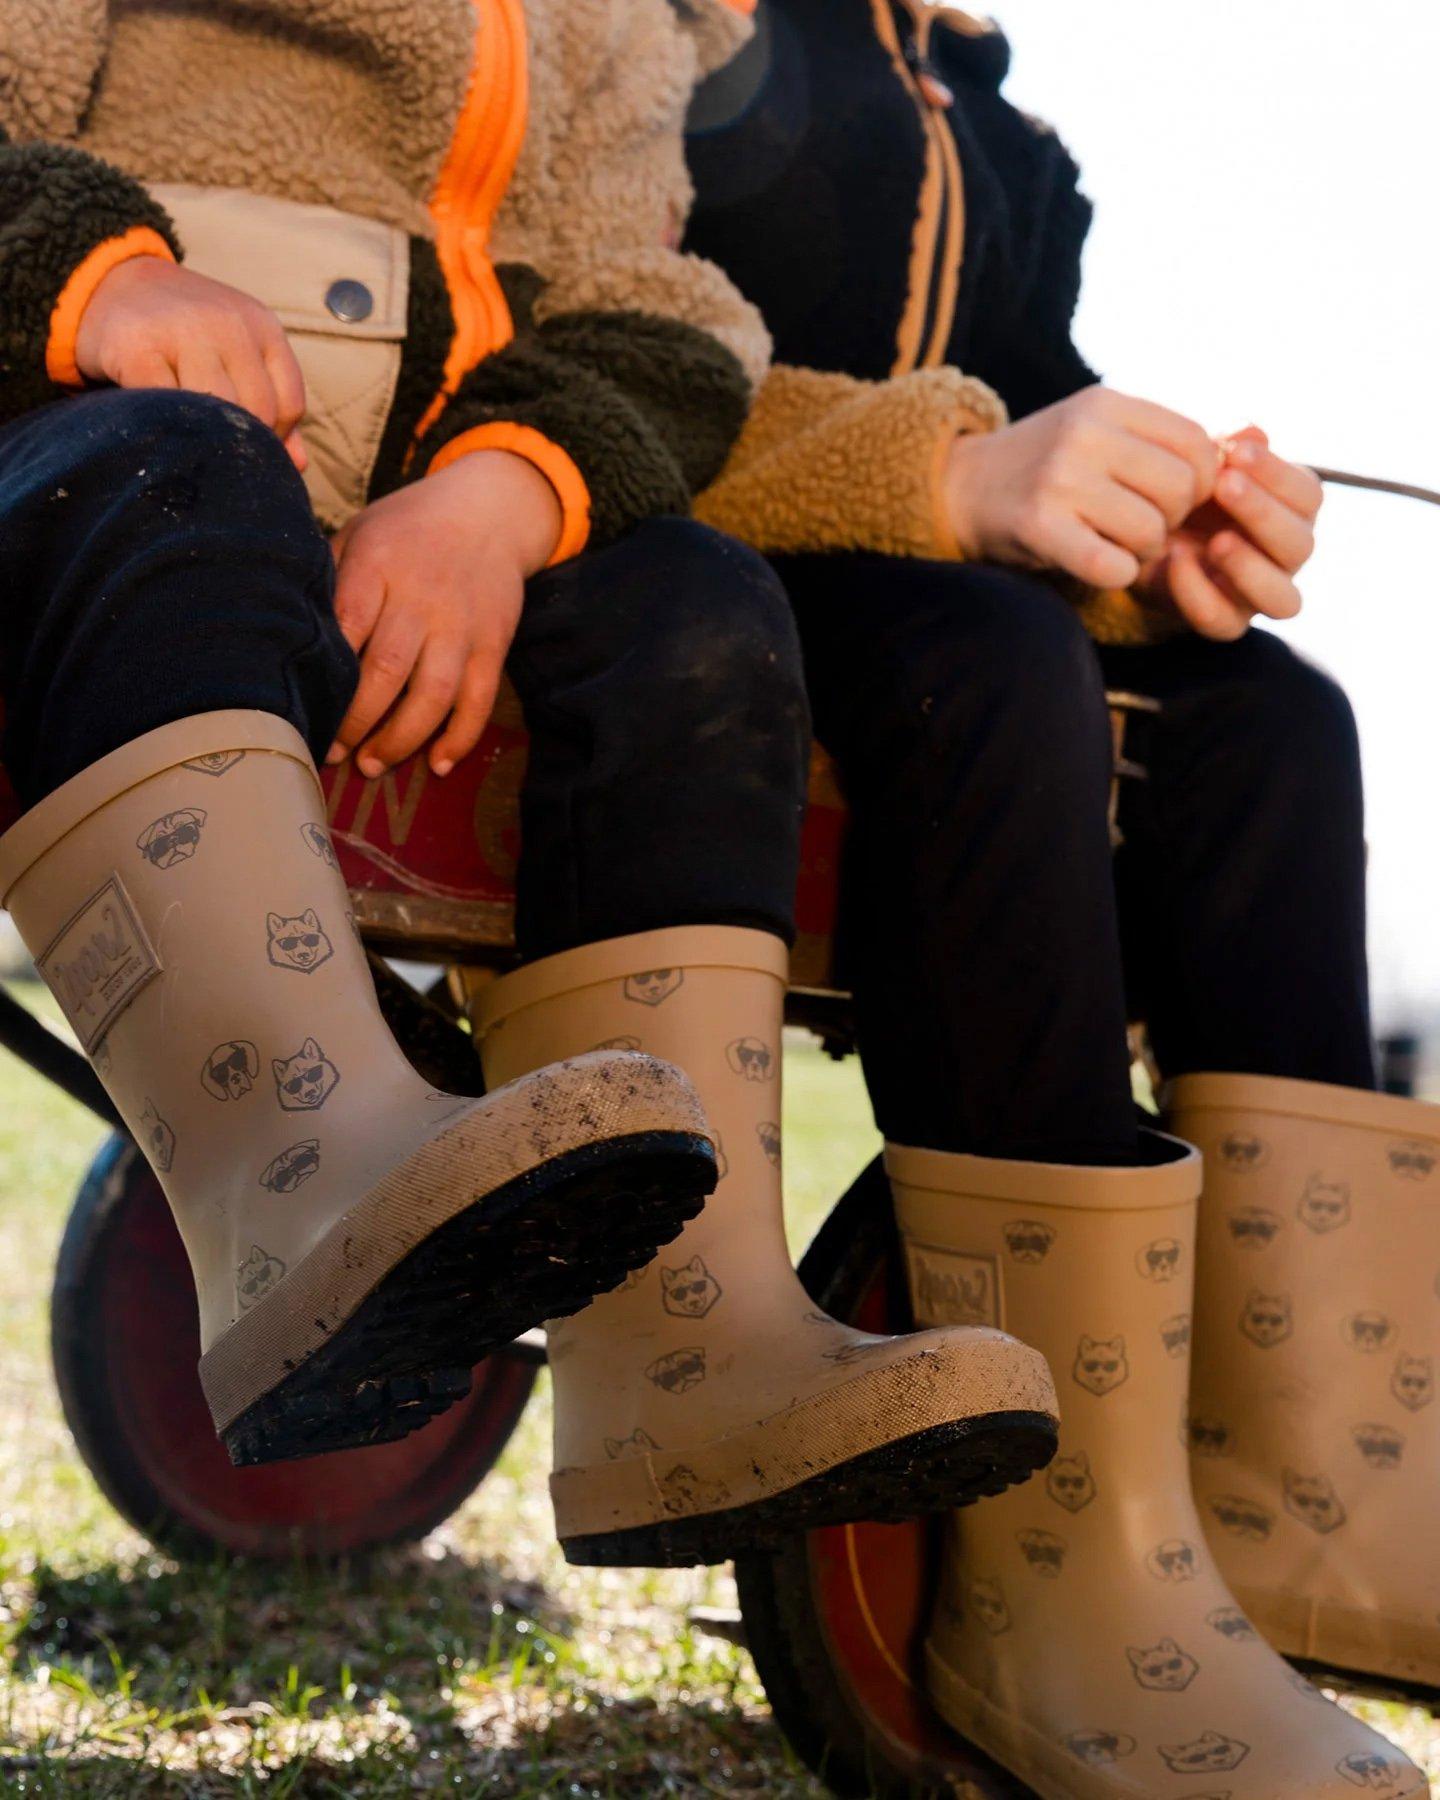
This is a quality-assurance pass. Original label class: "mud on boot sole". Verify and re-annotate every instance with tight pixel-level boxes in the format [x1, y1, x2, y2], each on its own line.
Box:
[219, 1131, 714, 1466]
[561, 1409, 1059, 1568]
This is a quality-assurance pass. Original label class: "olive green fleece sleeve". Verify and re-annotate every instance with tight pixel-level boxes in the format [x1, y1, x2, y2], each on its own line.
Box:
[0, 135, 182, 423]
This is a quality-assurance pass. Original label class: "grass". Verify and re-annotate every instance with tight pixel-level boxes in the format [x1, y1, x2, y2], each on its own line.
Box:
[0, 983, 1433, 1794]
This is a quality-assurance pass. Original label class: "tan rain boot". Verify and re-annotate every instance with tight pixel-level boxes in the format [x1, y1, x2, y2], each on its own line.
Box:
[1169, 1073, 1440, 1690]
[469, 926, 1060, 1567]
[0, 713, 716, 1467]
[888, 1134, 1425, 1800]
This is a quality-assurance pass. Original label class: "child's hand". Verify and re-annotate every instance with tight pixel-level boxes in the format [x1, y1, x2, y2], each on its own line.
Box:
[1138, 426, 1324, 639]
[75, 257, 308, 470]
[326, 450, 563, 778]
[944, 386, 1220, 589]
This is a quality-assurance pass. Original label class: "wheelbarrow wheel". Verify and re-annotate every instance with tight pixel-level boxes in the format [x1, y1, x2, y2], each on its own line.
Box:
[52, 1133, 538, 1561]
[734, 1158, 1028, 1799]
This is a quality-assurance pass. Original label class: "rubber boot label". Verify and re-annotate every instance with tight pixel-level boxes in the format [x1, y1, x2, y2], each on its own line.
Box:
[38, 873, 161, 1052]
[905, 1243, 1002, 1330]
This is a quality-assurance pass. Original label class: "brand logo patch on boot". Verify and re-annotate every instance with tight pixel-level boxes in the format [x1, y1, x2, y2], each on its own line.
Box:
[904, 1244, 999, 1329]
[38, 874, 162, 1052]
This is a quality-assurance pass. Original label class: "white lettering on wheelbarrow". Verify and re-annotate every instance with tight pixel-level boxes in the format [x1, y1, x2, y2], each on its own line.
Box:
[38, 874, 161, 1052]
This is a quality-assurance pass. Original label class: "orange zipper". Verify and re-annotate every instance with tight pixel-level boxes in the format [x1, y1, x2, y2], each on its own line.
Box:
[414, 0, 530, 446]
[870, 0, 965, 375]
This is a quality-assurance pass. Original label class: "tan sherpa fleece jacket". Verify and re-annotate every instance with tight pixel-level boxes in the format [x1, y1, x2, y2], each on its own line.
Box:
[0, 0, 774, 551]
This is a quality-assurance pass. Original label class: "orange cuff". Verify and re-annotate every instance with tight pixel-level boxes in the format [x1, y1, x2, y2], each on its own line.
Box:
[426, 421, 593, 567]
[45, 227, 176, 389]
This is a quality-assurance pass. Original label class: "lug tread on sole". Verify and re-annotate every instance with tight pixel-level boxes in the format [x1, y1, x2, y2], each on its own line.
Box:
[223, 1132, 713, 1467]
[562, 1409, 1059, 1567]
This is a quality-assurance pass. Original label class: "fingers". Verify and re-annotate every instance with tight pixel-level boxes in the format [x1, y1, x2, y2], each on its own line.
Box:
[175, 343, 240, 408]
[430, 650, 503, 776]
[357, 635, 467, 776]
[330, 608, 424, 770]
[1108, 391, 1221, 503]
[331, 540, 387, 655]
[1080, 479, 1171, 568]
[1226, 437, 1324, 521]
[1207, 530, 1303, 621]
[1165, 543, 1254, 641]
[263, 331, 307, 442]
[1214, 466, 1316, 573]
[1030, 509, 1142, 590]
[122, 352, 181, 389]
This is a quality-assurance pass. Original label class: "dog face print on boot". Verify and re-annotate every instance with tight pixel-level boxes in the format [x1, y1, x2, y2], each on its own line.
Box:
[1352, 1422, 1405, 1470]
[1338, 1751, 1410, 1791]
[1161, 1314, 1192, 1359]
[1158, 1732, 1250, 1776]
[1206, 1605, 1257, 1642]
[1207, 1493, 1275, 1541]
[1343, 1311, 1397, 1354]
[266, 910, 334, 974]
[756, 1121, 782, 1166]
[1186, 1414, 1237, 1459]
[1392, 1353, 1434, 1411]
[1145, 1538, 1200, 1583]
[1388, 1140, 1437, 1182]
[1127, 1637, 1199, 1692]
[1239, 1291, 1293, 1348]
[299, 821, 340, 869]
[236, 1244, 285, 1310]
[660, 1256, 722, 1320]
[968, 1577, 1011, 1635]
[1072, 1335, 1129, 1396]
[1063, 1731, 1136, 1769]
[645, 1346, 707, 1394]
[1136, 1237, 1182, 1282]
[272, 1038, 340, 1111]
[1046, 1452, 1097, 1513]
[603, 1428, 659, 1461]
[1297, 1174, 1352, 1234]
[1219, 1128, 1271, 1173]
[137, 808, 207, 870]
[259, 1139, 322, 1194]
[1226, 1205, 1284, 1250]
[1016, 1528, 1067, 1578]
[624, 969, 682, 1007]
[658, 1464, 729, 1515]
[140, 1100, 176, 1172]
[726, 1036, 775, 1082]
[1003, 1219, 1057, 1264]
[1283, 1469, 1347, 1534]
[200, 1039, 259, 1102]
[183, 750, 245, 777]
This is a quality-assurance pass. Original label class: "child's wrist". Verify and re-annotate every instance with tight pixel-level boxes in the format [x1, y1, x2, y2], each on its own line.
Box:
[428, 448, 564, 577]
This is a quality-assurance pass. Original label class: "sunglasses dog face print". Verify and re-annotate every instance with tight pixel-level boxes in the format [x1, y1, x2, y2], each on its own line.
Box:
[137, 808, 207, 869]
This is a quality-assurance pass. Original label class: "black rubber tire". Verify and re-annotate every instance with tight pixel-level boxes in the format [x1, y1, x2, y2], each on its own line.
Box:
[51, 1134, 538, 1562]
[734, 1158, 1030, 1799]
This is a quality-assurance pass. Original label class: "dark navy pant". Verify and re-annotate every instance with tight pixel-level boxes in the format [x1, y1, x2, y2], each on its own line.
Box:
[777, 551, 1375, 1164]
[0, 388, 810, 958]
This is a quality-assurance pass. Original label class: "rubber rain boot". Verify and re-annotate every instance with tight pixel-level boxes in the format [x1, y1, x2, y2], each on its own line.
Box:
[1170, 1073, 1440, 1690]
[469, 926, 1059, 1567]
[0, 713, 716, 1467]
[888, 1134, 1425, 1800]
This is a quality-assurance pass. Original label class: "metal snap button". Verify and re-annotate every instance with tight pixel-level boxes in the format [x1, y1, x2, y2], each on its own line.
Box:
[325, 279, 374, 323]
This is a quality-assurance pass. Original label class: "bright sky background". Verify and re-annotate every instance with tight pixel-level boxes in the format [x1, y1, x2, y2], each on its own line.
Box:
[998, 0, 1440, 1028]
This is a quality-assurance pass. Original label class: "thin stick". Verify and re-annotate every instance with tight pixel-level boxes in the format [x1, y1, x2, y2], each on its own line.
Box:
[1311, 467, 1440, 509]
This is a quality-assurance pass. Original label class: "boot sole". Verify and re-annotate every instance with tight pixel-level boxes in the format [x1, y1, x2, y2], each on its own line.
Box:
[217, 1130, 713, 1466]
[560, 1409, 1058, 1567]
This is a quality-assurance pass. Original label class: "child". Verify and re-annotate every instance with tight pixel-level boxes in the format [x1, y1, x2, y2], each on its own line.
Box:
[0, 0, 1057, 1546]
[681, 2, 1434, 1790]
